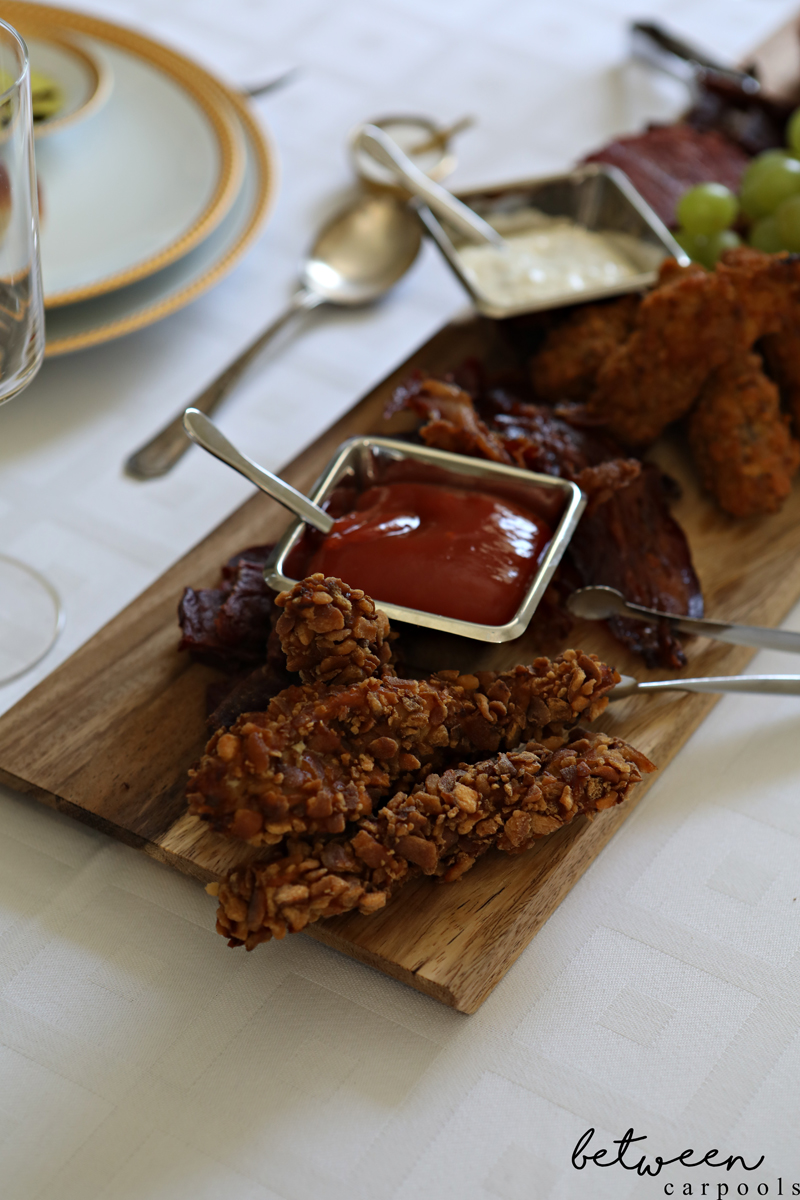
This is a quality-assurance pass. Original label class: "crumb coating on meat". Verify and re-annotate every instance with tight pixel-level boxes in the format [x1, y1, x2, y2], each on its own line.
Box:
[187, 651, 620, 844]
[211, 731, 654, 948]
[275, 573, 393, 685]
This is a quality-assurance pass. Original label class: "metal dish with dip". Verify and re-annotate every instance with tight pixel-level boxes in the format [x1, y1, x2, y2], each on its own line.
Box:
[416, 163, 688, 318]
[267, 436, 585, 643]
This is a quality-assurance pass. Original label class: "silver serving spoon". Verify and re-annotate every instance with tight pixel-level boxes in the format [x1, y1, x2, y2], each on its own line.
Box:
[126, 192, 422, 479]
[183, 409, 333, 532]
[357, 124, 504, 247]
[613, 673, 800, 699]
[568, 585, 800, 656]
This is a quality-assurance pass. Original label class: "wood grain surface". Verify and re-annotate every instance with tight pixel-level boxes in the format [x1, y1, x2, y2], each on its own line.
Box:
[4, 2, 800, 1014]
[3, 308, 800, 1012]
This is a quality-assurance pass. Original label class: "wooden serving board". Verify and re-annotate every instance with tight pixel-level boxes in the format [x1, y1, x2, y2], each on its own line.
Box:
[4, 313, 800, 1012]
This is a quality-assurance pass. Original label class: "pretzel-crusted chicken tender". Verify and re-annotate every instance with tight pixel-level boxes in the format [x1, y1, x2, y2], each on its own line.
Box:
[187, 651, 620, 845]
[275, 573, 393, 684]
[212, 731, 654, 948]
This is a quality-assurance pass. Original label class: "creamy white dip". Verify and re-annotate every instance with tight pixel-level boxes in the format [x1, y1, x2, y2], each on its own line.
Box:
[456, 209, 641, 308]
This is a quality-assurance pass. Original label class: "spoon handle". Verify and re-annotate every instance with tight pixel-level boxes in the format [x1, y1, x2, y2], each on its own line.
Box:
[358, 125, 503, 247]
[125, 287, 324, 479]
[182, 409, 334, 533]
[613, 674, 800, 699]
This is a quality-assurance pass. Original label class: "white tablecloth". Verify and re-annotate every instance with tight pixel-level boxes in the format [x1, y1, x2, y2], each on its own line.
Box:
[2, 1, 800, 1197]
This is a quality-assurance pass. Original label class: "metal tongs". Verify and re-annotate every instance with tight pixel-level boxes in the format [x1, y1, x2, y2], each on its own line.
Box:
[629, 20, 792, 154]
[568, 585, 800, 701]
[613, 674, 800, 700]
[568, 586, 800, 656]
[630, 20, 761, 99]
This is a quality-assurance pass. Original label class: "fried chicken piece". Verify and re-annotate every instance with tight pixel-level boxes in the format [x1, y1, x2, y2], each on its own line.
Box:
[186, 650, 619, 845]
[588, 259, 745, 446]
[761, 312, 800, 433]
[211, 731, 654, 948]
[688, 352, 800, 517]
[529, 295, 640, 402]
[717, 247, 800, 347]
[274, 574, 393, 685]
[724, 249, 800, 435]
[588, 251, 800, 448]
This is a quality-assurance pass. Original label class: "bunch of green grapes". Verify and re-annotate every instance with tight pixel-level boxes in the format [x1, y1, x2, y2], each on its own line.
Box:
[675, 109, 800, 267]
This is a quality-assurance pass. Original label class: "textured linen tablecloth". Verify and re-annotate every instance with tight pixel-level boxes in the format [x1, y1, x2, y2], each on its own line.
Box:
[2, 1, 800, 1197]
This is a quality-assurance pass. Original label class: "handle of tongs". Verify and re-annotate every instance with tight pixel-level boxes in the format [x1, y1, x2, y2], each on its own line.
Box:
[630, 21, 760, 96]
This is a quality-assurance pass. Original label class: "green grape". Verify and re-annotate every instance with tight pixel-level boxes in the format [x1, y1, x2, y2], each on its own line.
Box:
[674, 228, 740, 268]
[676, 183, 739, 234]
[701, 229, 741, 266]
[739, 152, 800, 218]
[788, 107, 800, 156]
[775, 194, 800, 250]
[754, 148, 792, 162]
[673, 229, 707, 262]
[749, 214, 784, 253]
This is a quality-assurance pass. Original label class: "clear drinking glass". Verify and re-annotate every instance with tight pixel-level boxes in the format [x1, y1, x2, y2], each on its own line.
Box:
[0, 19, 62, 686]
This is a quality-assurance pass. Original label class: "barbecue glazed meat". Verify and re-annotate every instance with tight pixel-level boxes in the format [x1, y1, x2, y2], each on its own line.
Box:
[583, 123, 750, 228]
[211, 731, 654, 947]
[393, 377, 640, 500]
[569, 464, 704, 668]
[392, 377, 703, 667]
[178, 545, 278, 672]
[186, 651, 620, 844]
[275, 574, 394, 685]
[687, 74, 793, 158]
[529, 294, 640, 402]
[688, 352, 800, 517]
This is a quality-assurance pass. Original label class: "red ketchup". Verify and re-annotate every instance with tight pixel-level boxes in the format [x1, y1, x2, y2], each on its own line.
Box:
[307, 481, 551, 625]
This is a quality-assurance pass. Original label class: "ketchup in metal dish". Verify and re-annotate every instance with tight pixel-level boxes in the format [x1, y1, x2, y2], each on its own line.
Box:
[307, 481, 551, 625]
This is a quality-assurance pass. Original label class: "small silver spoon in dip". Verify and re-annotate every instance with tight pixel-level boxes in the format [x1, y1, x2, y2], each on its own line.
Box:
[357, 123, 504, 247]
[182, 409, 333, 533]
[568, 584, 800, 655]
[126, 191, 423, 479]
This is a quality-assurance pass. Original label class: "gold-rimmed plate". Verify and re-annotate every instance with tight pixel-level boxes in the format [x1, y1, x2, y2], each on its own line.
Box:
[27, 32, 112, 139]
[4, 2, 247, 307]
[43, 84, 276, 355]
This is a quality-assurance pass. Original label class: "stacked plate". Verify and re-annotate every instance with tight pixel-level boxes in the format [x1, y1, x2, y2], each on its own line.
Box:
[4, 2, 277, 356]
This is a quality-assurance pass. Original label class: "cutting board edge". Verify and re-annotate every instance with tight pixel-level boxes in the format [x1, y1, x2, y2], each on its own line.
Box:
[0, 766, 150, 852]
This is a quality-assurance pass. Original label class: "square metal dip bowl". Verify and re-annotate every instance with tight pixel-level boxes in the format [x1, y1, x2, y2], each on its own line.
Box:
[417, 163, 688, 319]
[267, 436, 585, 644]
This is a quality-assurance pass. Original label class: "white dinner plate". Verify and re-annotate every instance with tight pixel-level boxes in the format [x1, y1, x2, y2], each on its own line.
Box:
[44, 86, 276, 356]
[5, 2, 246, 307]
